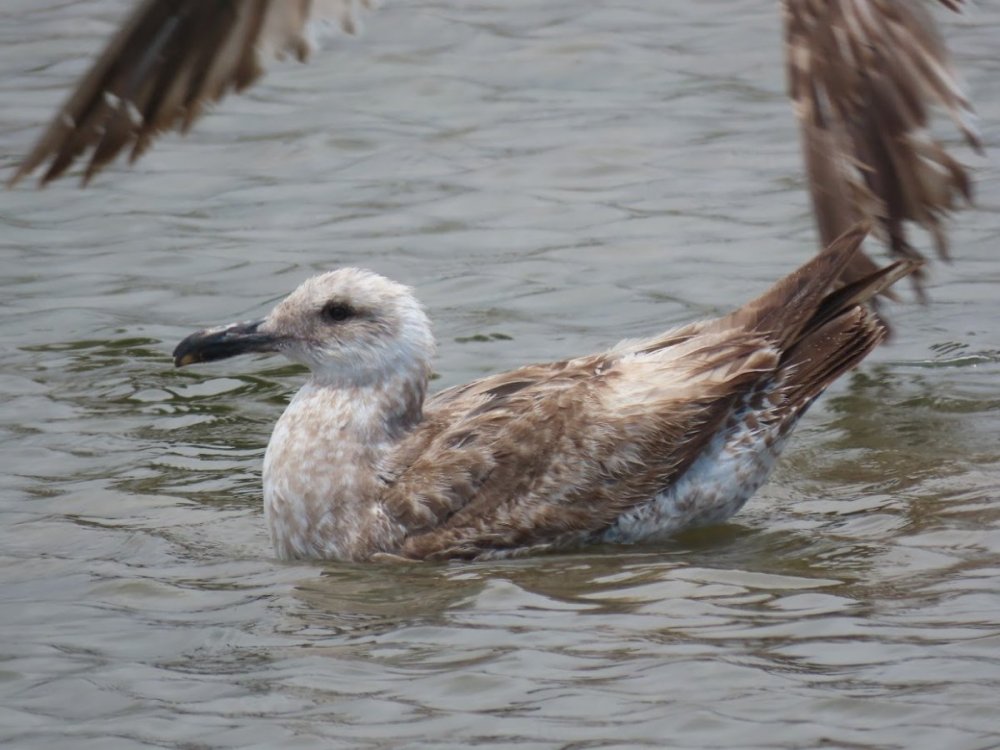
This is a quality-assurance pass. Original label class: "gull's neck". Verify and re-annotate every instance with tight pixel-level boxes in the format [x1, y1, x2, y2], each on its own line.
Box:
[262, 365, 427, 561]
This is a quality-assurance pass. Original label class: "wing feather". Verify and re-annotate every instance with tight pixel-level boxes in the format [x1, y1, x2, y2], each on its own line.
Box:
[784, 0, 978, 300]
[382, 338, 778, 560]
[8, 0, 380, 186]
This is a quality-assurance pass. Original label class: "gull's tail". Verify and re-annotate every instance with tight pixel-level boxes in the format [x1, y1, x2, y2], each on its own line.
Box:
[733, 222, 920, 411]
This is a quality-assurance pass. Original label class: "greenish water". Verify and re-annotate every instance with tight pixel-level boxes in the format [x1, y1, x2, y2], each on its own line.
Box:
[1, 1, 998, 748]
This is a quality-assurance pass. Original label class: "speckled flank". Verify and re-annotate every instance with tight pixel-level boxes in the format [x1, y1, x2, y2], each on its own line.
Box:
[602, 385, 799, 545]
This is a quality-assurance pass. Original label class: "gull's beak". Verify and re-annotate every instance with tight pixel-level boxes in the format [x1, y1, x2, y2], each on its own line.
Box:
[173, 319, 280, 367]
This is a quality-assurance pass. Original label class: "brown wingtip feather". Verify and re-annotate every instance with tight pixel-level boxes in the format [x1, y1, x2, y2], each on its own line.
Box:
[7, 0, 375, 187]
[785, 0, 978, 305]
[775, 250, 924, 408]
[735, 222, 871, 346]
[727, 221, 922, 354]
[744, 228, 919, 416]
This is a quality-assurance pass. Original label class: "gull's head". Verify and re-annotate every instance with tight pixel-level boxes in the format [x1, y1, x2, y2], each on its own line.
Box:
[173, 268, 435, 386]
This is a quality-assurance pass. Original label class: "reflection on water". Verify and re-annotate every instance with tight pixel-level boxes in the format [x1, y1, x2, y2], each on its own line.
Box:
[1, 1, 999, 748]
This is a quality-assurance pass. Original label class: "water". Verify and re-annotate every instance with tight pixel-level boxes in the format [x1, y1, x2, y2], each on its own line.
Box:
[1, 1, 999, 748]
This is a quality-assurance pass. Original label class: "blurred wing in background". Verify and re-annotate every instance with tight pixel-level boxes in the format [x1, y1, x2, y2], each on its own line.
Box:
[784, 0, 980, 300]
[8, 0, 982, 306]
[7, 0, 379, 187]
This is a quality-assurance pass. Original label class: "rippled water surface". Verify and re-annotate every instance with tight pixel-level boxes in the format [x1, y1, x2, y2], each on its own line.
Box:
[2, 1, 1000, 748]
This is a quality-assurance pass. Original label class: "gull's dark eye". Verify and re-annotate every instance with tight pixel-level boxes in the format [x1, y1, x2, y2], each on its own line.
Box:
[321, 301, 355, 323]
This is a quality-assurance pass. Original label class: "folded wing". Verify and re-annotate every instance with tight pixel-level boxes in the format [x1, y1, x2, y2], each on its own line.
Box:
[380, 226, 918, 561]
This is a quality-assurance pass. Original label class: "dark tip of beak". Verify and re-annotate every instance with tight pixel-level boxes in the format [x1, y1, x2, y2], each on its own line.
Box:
[173, 319, 279, 368]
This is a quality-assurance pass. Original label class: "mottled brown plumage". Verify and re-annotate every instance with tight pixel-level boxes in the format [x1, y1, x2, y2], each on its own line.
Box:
[784, 0, 979, 300]
[173, 225, 918, 562]
[7, 0, 376, 187]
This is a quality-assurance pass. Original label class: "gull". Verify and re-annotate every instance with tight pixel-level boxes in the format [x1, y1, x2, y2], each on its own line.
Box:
[172, 225, 917, 562]
[8, 0, 980, 298]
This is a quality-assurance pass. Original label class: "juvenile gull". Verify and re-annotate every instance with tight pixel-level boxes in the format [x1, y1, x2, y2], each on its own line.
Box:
[9, 0, 978, 298]
[173, 226, 918, 562]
